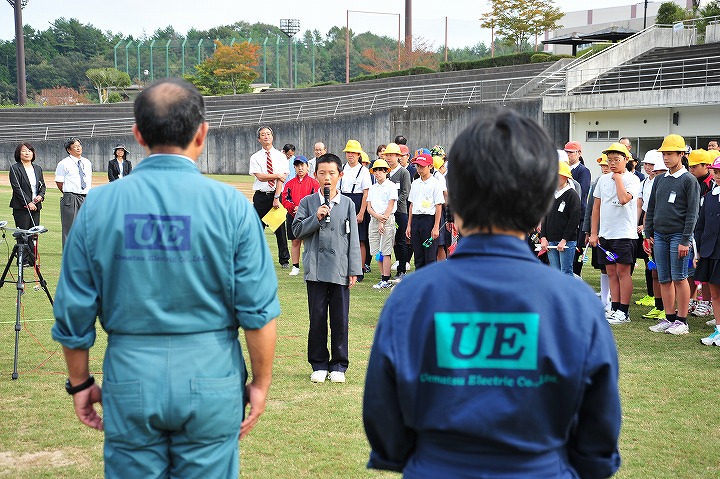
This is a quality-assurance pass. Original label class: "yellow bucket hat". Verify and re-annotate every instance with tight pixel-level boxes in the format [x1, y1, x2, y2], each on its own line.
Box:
[383, 143, 402, 155]
[370, 159, 390, 172]
[343, 139, 363, 153]
[558, 161, 573, 178]
[657, 134, 686, 152]
[602, 142, 631, 158]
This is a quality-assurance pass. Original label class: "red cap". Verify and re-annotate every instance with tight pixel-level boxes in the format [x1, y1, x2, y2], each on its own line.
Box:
[412, 153, 433, 167]
[564, 141, 582, 152]
[399, 144, 410, 155]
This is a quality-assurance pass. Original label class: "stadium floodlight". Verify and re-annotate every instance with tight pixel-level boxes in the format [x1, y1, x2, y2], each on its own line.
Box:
[6, 0, 28, 105]
[279, 19, 300, 89]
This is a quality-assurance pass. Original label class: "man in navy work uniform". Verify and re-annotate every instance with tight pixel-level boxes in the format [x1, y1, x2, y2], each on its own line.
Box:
[52, 78, 279, 479]
[363, 108, 622, 479]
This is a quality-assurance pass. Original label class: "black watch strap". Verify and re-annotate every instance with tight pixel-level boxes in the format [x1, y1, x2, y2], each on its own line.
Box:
[65, 375, 95, 395]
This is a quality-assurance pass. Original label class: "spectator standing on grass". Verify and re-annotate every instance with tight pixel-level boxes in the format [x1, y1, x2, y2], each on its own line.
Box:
[292, 154, 362, 384]
[52, 78, 279, 479]
[385, 143, 411, 282]
[367, 158, 397, 290]
[406, 153, 444, 270]
[646, 134, 700, 335]
[583, 155, 612, 311]
[637, 151, 667, 322]
[249, 126, 291, 268]
[686, 148, 715, 318]
[55, 137, 92, 247]
[107, 144, 132, 182]
[694, 157, 720, 345]
[364, 108, 622, 478]
[540, 161, 581, 276]
[565, 141, 590, 275]
[340, 140, 372, 281]
[588, 142, 640, 325]
[281, 155, 320, 277]
[9, 142, 46, 264]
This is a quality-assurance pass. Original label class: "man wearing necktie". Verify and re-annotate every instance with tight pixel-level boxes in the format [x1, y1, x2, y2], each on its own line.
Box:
[55, 137, 92, 247]
[249, 126, 291, 267]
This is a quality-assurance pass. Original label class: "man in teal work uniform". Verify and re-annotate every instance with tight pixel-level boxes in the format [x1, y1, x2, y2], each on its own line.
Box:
[52, 78, 279, 478]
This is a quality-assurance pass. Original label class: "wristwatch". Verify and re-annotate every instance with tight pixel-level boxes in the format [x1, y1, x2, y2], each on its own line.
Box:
[274, 195, 280, 199]
[65, 375, 95, 395]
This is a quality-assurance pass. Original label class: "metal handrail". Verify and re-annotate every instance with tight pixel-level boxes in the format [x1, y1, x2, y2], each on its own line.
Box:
[0, 74, 548, 142]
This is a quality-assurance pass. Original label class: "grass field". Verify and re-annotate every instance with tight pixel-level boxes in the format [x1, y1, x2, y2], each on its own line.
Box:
[0, 173, 718, 478]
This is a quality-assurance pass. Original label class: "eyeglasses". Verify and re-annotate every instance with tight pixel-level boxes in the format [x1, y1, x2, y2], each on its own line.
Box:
[606, 158, 625, 163]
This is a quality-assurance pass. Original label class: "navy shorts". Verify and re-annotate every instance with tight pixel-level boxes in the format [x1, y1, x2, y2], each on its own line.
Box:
[598, 238, 636, 265]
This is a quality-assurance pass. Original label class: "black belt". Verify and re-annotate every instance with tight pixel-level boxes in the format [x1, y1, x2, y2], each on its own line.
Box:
[255, 191, 275, 195]
[67, 192, 86, 197]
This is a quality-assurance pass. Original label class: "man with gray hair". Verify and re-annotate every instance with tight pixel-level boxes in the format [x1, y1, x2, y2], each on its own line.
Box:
[308, 141, 326, 177]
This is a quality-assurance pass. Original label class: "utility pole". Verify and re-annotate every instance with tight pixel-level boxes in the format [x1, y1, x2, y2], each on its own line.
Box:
[6, 0, 28, 105]
[405, 0, 412, 56]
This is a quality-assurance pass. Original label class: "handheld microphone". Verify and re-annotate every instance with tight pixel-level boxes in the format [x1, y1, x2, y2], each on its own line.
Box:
[323, 186, 331, 223]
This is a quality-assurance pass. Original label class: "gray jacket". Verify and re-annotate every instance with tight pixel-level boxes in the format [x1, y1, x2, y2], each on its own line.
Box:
[292, 192, 363, 285]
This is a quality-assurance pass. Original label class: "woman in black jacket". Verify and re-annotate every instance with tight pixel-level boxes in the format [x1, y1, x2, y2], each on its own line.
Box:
[9, 142, 46, 263]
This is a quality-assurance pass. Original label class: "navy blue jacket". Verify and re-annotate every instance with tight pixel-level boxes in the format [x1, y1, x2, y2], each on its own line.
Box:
[363, 234, 621, 478]
[696, 190, 720, 259]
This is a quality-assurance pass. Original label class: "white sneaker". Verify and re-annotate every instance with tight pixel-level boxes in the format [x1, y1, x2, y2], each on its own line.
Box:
[605, 309, 616, 319]
[289, 266, 300, 276]
[607, 310, 630, 324]
[328, 371, 345, 383]
[692, 301, 712, 317]
[391, 261, 399, 271]
[665, 320, 689, 335]
[372, 281, 393, 290]
[406, 262, 412, 270]
[701, 328, 720, 345]
[706, 318, 717, 326]
[310, 370, 327, 383]
[649, 319, 673, 333]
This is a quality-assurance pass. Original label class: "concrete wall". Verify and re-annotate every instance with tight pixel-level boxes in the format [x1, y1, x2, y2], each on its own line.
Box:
[1, 101, 570, 175]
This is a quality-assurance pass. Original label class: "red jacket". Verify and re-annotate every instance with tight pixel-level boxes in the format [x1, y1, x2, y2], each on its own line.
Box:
[282, 175, 320, 216]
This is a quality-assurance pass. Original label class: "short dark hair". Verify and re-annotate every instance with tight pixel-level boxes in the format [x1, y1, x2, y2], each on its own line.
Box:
[394, 135, 407, 145]
[447, 108, 557, 233]
[257, 126, 273, 138]
[64, 137, 81, 153]
[316, 153, 342, 171]
[14, 142, 35, 163]
[282, 143, 295, 153]
[134, 78, 205, 149]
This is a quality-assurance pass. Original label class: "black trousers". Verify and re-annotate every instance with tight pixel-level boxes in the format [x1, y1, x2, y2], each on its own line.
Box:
[393, 212, 409, 274]
[253, 191, 290, 265]
[306, 280, 349, 373]
[411, 214, 438, 270]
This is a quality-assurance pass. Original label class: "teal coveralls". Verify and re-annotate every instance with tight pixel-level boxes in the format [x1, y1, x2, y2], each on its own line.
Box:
[52, 154, 280, 478]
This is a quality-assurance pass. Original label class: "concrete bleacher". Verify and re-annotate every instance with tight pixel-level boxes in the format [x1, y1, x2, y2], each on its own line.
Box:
[0, 62, 553, 130]
[569, 42, 720, 95]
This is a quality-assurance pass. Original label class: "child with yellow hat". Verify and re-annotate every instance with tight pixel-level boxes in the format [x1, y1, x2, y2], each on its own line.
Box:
[539, 162, 581, 275]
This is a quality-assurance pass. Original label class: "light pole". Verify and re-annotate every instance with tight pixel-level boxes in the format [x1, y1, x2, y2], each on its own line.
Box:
[6, 0, 28, 105]
[280, 19, 300, 89]
[346, 10, 401, 84]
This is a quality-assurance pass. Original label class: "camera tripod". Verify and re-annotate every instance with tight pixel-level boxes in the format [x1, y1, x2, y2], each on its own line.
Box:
[0, 222, 53, 380]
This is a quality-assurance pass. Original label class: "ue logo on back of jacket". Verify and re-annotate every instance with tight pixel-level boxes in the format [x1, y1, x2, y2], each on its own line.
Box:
[434, 313, 539, 370]
[124, 214, 191, 251]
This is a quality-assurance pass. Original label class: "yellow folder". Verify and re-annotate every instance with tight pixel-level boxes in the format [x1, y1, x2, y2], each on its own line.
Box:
[262, 204, 288, 232]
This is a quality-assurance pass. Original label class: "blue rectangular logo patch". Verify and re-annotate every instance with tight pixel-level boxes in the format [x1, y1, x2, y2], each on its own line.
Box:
[434, 312, 539, 370]
[124, 214, 191, 251]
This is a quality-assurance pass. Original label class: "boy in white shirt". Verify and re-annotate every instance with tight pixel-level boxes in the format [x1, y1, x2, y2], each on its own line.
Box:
[367, 159, 398, 289]
[406, 153, 445, 269]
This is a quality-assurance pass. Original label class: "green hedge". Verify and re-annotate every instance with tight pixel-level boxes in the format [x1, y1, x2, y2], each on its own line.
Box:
[350, 66, 436, 83]
[439, 52, 536, 72]
[530, 53, 575, 63]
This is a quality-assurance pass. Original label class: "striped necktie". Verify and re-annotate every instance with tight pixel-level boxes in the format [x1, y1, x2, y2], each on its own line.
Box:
[77, 159, 87, 190]
[266, 150, 275, 189]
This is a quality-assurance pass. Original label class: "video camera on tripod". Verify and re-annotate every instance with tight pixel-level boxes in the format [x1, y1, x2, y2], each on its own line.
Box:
[0, 220, 53, 380]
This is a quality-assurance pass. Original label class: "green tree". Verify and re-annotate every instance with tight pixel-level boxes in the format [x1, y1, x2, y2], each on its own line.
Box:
[656, 2, 689, 24]
[86, 67, 131, 103]
[482, 0, 563, 52]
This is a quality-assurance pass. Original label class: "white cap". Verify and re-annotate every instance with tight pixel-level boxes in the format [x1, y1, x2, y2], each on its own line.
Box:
[643, 149, 663, 165]
[557, 150, 569, 163]
[653, 160, 668, 172]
